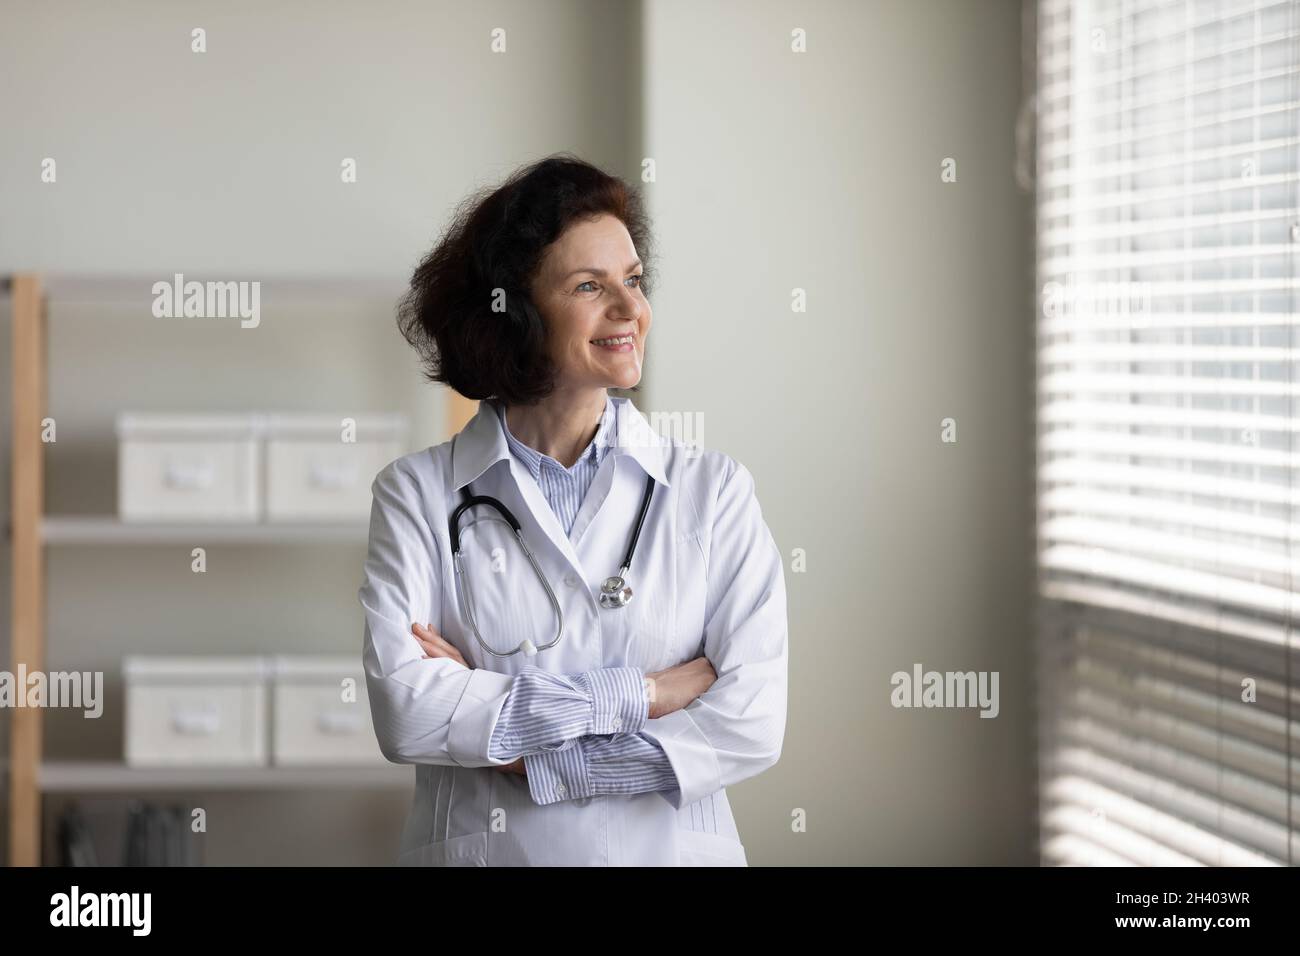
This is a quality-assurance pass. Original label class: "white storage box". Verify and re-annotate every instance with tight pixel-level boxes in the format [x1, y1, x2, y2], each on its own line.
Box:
[264, 414, 407, 522]
[270, 656, 385, 766]
[123, 656, 270, 767]
[117, 413, 261, 522]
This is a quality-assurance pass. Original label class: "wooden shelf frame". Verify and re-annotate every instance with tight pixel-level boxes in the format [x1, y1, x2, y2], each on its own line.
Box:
[5, 272, 482, 866]
[9, 274, 45, 866]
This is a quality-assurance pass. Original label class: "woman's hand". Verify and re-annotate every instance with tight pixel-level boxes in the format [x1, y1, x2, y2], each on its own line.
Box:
[644, 656, 717, 719]
[411, 622, 470, 668]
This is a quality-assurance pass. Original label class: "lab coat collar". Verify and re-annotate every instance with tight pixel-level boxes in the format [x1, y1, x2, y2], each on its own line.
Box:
[450, 394, 669, 492]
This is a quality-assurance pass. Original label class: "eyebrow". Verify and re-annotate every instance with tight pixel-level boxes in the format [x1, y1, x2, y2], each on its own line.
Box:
[563, 259, 643, 280]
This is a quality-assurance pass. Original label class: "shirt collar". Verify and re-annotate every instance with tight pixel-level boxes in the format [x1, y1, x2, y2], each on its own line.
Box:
[495, 395, 615, 481]
[451, 394, 669, 492]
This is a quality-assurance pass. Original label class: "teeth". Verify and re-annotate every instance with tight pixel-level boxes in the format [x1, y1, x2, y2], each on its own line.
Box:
[593, 335, 634, 346]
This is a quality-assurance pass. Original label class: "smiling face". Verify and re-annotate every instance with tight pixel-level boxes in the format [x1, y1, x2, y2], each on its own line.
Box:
[528, 213, 651, 394]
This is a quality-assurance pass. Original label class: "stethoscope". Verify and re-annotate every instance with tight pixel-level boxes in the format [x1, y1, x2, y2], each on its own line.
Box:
[448, 434, 656, 658]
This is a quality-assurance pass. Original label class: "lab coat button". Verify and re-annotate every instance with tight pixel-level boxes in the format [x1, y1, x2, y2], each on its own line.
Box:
[564, 575, 579, 588]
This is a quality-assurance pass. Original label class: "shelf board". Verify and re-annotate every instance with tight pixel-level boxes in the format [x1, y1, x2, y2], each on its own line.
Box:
[33, 274, 409, 305]
[39, 760, 412, 792]
[40, 515, 370, 545]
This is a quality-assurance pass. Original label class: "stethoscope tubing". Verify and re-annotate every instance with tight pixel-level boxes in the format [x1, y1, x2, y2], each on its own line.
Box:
[448, 431, 655, 657]
[618, 474, 655, 576]
[452, 521, 565, 658]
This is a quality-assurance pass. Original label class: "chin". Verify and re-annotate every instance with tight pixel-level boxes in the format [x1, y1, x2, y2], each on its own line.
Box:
[612, 368, 642, 390]
[600, 365, 641, 392]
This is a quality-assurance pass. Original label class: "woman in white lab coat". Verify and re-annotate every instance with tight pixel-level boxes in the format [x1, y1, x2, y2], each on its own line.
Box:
[359, 155, 788, 866]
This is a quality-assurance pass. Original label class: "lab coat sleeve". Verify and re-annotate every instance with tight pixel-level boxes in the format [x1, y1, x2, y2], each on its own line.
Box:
[360, 459, 515, 768]
[640, 457, 789, 809]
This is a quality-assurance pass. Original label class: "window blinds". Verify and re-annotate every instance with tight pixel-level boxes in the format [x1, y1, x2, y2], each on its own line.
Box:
[1035, 0, 1299, 865]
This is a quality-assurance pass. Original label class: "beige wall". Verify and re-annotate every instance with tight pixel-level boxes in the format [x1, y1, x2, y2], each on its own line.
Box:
[639, 0, 1034, 864]
[1, 0, 1032, 865]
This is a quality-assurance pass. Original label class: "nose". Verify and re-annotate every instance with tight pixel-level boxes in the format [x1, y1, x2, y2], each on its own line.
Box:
[609, 282, 642, 323]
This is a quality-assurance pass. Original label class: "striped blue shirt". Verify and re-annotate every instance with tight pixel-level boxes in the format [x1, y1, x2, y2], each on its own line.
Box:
[484, 395, 679, 805]
[495, 395, 616, 536]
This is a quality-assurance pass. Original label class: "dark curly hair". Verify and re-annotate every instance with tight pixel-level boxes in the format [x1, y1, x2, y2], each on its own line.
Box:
[397, 153, 656, 406]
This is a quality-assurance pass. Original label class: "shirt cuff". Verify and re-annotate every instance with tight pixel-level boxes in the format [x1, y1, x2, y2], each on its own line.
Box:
[524, 743, 593, 805]
[585, 733, 680, 795]
[572, 666, 649, 736]
[524, 732, 679, 806]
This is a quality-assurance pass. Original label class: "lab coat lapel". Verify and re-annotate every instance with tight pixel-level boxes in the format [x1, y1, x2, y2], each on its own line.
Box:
[451, 399, 585, 583]
[566, 456, 615, 550]
[505, 456, 586, 578]
[569, 399, 670, 549]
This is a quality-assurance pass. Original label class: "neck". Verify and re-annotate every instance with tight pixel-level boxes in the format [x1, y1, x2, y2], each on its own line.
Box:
[503, 388, 608, 469]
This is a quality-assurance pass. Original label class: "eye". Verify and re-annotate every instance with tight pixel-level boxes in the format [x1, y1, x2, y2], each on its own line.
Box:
[627, 273, 643, 288]
[576, 280, 598, 293]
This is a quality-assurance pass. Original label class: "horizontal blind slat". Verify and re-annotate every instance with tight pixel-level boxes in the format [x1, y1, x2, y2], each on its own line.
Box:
[1043, 486, 1300, 540]
[1041, 458, 1300, 505]
[1043, 543, 1300, 616]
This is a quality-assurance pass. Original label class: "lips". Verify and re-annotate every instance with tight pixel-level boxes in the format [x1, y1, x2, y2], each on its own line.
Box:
[592, 334, 635, 347]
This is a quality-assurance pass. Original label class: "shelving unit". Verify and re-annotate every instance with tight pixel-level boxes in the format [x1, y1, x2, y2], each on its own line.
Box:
[5, 272, 480, 866]
[39, 761, 412, 793]
[40, 517, 370, 546]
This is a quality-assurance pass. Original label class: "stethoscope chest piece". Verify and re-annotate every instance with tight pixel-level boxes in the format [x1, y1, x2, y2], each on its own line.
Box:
[599, 575, 633, 609]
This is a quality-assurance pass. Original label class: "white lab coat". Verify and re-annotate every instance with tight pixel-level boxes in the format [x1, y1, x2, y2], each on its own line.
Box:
[359, 396, 788, 866]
